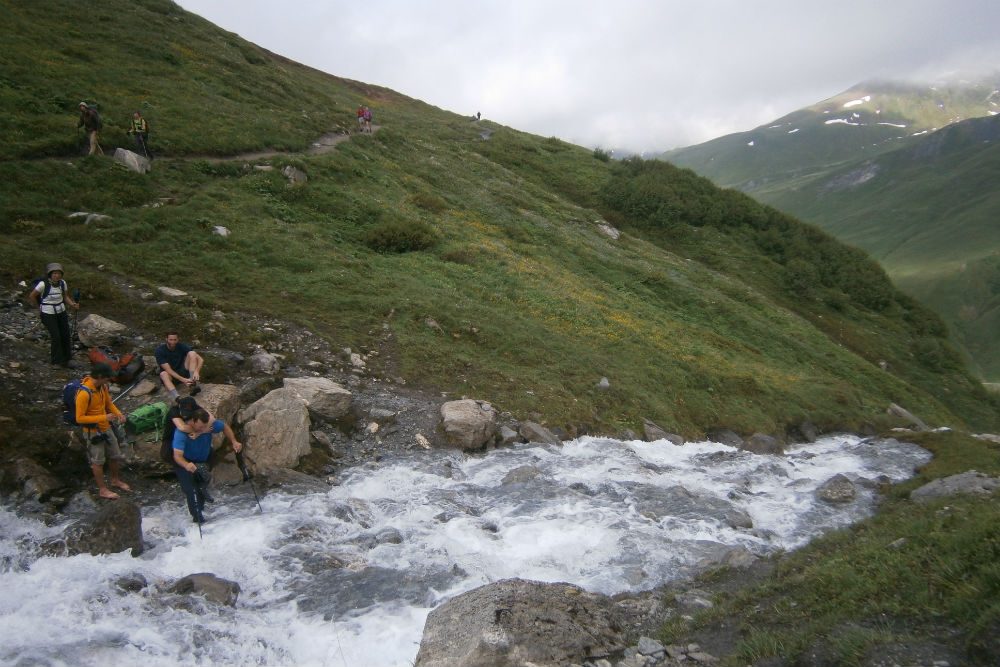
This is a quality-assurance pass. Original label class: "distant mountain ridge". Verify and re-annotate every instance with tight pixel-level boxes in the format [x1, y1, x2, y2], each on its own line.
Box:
[664, 75, 1000, 193]
[664, 75, 1000, 380]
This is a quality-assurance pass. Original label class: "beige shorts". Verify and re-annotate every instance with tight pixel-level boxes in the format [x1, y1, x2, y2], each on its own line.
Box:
[86, 426, 124, 466]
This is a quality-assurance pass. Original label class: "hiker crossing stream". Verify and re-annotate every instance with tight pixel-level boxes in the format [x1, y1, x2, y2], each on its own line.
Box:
[0, 434, 930, 667]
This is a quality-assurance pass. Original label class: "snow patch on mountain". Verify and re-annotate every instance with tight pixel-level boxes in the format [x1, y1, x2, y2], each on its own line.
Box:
[878, 122, 907, 128]
[826, 118, 862, 126]
[788, 128, 799, 134]
[843, 95, 871, 108]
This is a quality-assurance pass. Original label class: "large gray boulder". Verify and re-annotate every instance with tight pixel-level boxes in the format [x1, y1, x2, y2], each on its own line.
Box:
[168, 573, 240, 607]
[414, 578, 625, 667]
[283, 377, 352, 421]
[112, 147, 151, 174]
[440, 400, 497, 450]
[238, 388, 311, 470]
[250, 351, 281, 375]
[7, 457, 62, 500]
[60, 500, 144, 557]
[816, 473, 857, 503]
[910, 471, 1000, 503]
[642, 418, 684, 445]
[77, 313, 128, 347]
[741, 433, 785, 455]
[518, 421, 561, 446]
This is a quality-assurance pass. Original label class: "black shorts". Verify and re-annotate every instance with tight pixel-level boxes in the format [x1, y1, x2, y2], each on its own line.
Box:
[160, 367, 190, 383]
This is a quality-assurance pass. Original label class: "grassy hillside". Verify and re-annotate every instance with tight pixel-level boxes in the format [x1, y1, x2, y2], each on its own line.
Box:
[756, 114, 1000, 380]
[1, 0, 997, 439]
[663, 77, 1000, 192]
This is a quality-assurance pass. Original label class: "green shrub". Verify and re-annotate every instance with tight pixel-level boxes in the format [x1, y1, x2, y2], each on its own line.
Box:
[593, 147, 611, 162]
[362, 219, 438, 253]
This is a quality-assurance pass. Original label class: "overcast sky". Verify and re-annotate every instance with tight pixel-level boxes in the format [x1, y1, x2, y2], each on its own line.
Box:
[177, 0, 1000, 153]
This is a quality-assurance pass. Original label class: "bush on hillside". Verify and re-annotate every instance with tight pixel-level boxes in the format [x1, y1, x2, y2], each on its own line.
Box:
[362, 219, 438, 253]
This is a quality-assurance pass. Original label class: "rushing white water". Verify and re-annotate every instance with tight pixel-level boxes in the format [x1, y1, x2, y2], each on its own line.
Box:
[0, 434, 930, 667]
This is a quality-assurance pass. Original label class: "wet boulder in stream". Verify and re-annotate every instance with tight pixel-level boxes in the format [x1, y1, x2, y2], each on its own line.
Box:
[414, 578, 626, 667]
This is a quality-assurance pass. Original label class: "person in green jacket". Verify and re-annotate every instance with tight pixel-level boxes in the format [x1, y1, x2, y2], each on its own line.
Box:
[126, 110, 152, 159]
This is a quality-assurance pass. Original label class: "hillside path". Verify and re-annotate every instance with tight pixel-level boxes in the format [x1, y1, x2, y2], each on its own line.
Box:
[185, 125, 381, 163]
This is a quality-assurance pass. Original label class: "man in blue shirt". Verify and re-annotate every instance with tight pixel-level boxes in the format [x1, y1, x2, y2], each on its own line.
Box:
[172, 409, 241, 523]
[155, 331, 204, 401]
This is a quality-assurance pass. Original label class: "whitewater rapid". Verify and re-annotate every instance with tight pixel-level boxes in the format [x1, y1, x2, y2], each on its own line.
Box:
[0, 434, 930, 667]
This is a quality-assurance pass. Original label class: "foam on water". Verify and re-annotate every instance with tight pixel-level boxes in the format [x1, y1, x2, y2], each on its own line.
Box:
[0, 434, 929, 667]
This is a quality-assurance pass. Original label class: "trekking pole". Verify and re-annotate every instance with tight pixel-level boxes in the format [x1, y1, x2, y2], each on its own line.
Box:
[137, 133, 150, 159]
[113, 371, 146, 404]
[71, 288, 82, 346]
[235, 449, 263, 513]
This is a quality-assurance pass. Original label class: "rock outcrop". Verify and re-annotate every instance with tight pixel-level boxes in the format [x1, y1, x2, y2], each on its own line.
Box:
[910, 471, 1000, 503]
[168, 573, 241, 607]
[440, 400, 497, 450]
[283, 376, 352, 421]
[77, 313, 128, 347]
[414, 578, 625, 667]
[58, 500, 144, 557]
[238, 388, 311, 470]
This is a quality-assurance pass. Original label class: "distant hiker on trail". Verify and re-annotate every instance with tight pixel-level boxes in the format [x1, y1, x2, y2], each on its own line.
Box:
[363, 106, 373, 133]
[28, 262, 80, 368]
[154, 331, 204, 401]
[77, 102, 103, 156]
[476, 111, 481, 121]
[76, 362, 131, 500]
[172, 409, 242, 524]
[357, 104, 366, 132]
[126, 110, 152, 159]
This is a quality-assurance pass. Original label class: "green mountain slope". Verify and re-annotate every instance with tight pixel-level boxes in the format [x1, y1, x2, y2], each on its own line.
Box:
[663, 78, 1000, 191]
[756, 114, 1000, 380]
[1, 0, 996, 435]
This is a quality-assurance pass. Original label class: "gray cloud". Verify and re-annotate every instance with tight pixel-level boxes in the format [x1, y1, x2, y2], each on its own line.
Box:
[178, 0, 1000, 152]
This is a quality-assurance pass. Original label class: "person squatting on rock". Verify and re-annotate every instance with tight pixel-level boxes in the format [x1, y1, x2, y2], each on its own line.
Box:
[77, 101, 103, 156]
[154, 331, 204, 401]
[28, 262, 80, 368]
[172, 409, 241, 523]
[76, 362, 131, 500]
[126, 110, 152, 159]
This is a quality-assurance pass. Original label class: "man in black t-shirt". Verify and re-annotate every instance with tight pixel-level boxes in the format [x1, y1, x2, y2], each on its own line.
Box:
[154, 331, 204, 401]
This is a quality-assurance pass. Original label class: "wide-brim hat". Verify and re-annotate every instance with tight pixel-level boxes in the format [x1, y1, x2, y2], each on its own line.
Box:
[46, 262, 64, 276]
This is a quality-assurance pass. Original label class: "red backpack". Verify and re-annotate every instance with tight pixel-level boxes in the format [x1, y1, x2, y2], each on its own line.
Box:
[87, 346, 146, 384]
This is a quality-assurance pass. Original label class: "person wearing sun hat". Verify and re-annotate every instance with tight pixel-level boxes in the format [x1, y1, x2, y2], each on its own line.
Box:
[28, 262, 80, 367]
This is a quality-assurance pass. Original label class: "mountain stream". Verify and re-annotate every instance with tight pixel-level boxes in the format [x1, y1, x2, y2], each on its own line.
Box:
[0, 434, 930, 666]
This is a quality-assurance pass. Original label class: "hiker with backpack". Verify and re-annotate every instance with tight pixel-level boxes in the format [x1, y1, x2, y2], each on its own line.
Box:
[363, 106, 373, 133]
[171, 408, 241, 524]
[73, 362, 131, 500]
[77, 102, 103, 156]
[28, 263, 80, 368]
[154, 331, 204, 401]
[356, 104, 366, 132]
[126, 110, 152, 159]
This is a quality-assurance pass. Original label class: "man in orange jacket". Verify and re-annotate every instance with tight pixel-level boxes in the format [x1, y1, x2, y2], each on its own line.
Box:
[76, 363, 131, 499]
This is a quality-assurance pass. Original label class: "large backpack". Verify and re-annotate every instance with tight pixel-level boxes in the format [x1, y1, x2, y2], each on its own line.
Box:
[61, 380, 93, 425]
[89, 106, 102, 130]
[88, 346, 145, 384]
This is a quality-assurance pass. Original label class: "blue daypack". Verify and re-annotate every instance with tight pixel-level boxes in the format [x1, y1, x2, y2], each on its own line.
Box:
[61, 380, 93, 425]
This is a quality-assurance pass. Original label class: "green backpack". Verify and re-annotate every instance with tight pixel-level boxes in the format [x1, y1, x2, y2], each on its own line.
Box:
[127, 401, 168, 438]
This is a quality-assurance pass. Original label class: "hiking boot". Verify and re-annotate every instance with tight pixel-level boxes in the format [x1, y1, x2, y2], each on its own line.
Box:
[193, 511, 205, 524]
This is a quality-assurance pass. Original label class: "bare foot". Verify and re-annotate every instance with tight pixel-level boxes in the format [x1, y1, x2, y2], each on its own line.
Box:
[99, 489, 120, 500]
[110, 480, 131, 491]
